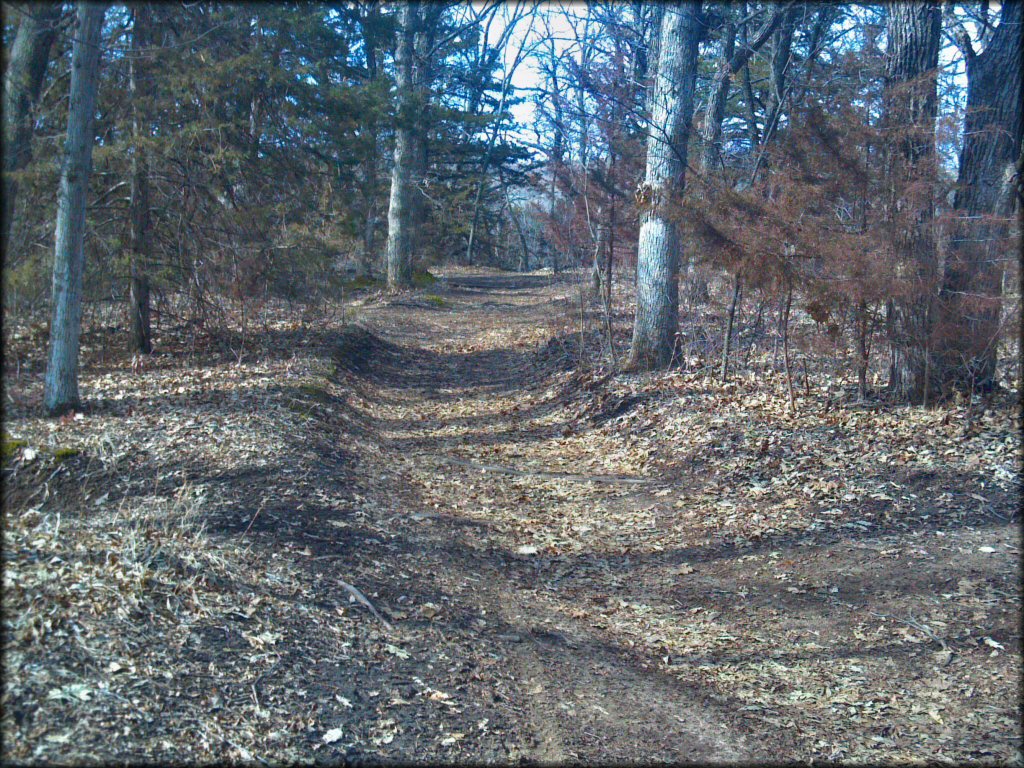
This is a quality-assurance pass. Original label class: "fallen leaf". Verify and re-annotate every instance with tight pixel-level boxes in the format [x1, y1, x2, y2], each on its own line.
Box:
[385, 643, 410, 659]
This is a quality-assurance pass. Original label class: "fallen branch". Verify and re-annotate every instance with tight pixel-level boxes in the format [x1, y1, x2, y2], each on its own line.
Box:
[241, 501, 266, 536]
[339, 579, 395, 633]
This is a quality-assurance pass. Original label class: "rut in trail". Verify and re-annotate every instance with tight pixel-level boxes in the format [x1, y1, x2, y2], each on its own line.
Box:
[333, 272, 766, 762]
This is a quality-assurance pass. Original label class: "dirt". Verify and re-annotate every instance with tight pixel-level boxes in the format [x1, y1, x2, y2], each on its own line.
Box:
[302, 272, 762, 762]
[3, 268, 1020, 764]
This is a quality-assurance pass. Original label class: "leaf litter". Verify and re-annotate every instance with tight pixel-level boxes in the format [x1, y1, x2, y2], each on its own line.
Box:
[2, 267, 1020, 763]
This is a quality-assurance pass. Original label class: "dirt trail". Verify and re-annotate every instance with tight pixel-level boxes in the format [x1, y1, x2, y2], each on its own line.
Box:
[5, 268, 1018, 763]
[333, 271, 764, 762]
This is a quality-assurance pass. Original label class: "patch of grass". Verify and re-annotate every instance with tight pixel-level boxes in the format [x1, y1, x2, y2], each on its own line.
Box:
[412, 269, 438, 288]
[298, 381, 333, 403]
[423, 294, 449, 309]
[52, 447, 82, 462]
[285, 400, 314, 418]
[343, 274, 383, 292]
[2, 436, 28, 461]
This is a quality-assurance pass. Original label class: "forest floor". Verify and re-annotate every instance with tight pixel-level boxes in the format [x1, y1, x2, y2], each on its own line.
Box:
[2, 267, 1021, 764]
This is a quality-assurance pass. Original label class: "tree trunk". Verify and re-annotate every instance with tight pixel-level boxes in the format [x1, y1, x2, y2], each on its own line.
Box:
[360, 205, 377, 278]
[856, 299, 870, 399]
[501, 169, 531, 272]
[627, 3, 703, 371]
[937, 2, 1022, 396]
[2, 2, 61, 257]
[546, 60, 564, 274]
[44, 2, 106, 415]
[385, 2, 417, 291]
[741, 58, 760, 151]
[764, 5, 797, 145]
[699, 4, 784, 172]
[883, 2, 941, 405]
[590, 201, 607, 297]
[721, 272, 742, 382]
[407, 4, 441, 266]
[128, 3, 153, 354]
[605, 177, 614, 307]
[782, 282, 795, 411]
[699, 15, 737, 175]
[688, 6, 782, 307]
[358, 12, 382, 279]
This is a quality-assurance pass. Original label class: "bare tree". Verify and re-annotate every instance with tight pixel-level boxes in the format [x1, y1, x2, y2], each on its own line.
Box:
[44, 2, 107, 415]
[626, 2, 703, 370]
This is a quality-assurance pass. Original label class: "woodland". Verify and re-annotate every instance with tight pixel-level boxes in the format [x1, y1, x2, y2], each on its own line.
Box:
[1, 0, 1021, 764]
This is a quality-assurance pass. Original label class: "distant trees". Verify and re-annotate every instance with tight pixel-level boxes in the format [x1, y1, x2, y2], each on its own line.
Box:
[44, 2, 106, 415]
[1, 2, 1019, 412]
[4, 3, 524, 309]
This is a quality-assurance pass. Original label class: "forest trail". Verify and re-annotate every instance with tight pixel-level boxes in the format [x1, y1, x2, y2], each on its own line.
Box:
[330, 271, 762, 761]
[5, 269, 1018, 763]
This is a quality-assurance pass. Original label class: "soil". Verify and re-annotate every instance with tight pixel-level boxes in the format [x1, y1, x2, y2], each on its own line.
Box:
[2, 268, 1020, 764]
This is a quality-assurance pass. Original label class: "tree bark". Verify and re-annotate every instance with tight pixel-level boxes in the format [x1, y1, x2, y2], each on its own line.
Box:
[856, 299, 870, 399]
[385, 2, 417, 290]
[626, 2, 703, 371]
[883, 1, 941, 405]
[937, 2, 1022, 396]
[2, 2, 61, 257]
[689, 4, 785, 306]
[781, 282, 795, 410]
[764, 4, 798, 144]
[721, 271, 742, 382]
[357, 5, 383, 278]
[44, 2, 107, 415]
[699, 4, 784, 172]
[605, 170, 614, 307]
[128, 3, 153, 354]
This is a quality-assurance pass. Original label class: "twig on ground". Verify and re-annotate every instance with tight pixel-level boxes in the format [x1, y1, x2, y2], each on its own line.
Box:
[339, 579, 395, 633]
[242, 501, 267, 536]
[833, 596, 952, 659]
